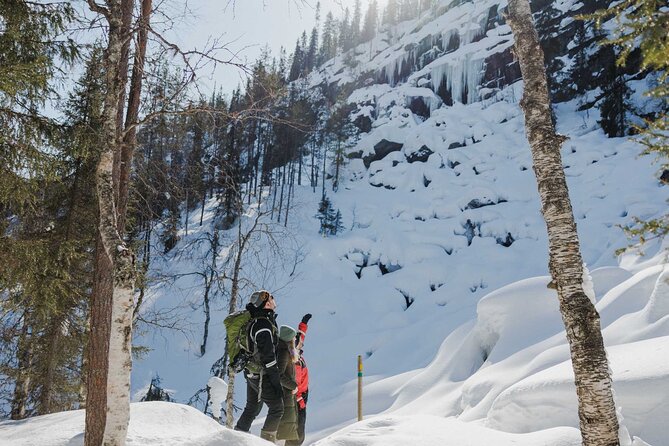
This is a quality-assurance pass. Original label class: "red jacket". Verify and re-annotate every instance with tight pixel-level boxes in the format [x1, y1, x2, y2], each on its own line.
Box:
[295, 321, 309, 409]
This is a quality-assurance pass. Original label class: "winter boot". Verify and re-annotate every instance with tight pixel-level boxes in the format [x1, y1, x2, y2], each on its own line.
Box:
[260, 429, 278, 443]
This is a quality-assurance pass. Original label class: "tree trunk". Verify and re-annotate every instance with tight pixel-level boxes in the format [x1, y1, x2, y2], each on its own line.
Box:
[334, 140, 341, 192]
[285, 161, 294, 226]
[85, 1, 137, 445]
[224, 368, 237, 427]
[11, 315, 32, 420]
[133, 223, 152, 321]
[322, 142, 327, 199]
[37, 314, 64, 415]
[271, 169, 278, 220]
[506, 2, 620, 445]
[278, 163, 286, 222]
[118, 0, 152, 234]
[311, 140, 315, 192]
[199, 231, 218, 356]
[112, 0, 133, 207]
[298, 142, 303, 186]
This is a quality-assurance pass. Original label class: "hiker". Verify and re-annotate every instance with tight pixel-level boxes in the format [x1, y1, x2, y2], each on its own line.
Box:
[286, 313, 311, 446]
[234, 290, 284, 442]
[276, 325, 299, 442]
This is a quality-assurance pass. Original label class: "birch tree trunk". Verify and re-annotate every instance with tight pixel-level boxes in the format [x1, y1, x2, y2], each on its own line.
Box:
[85, 1, 138, 444]
[506, 1, 619, 445]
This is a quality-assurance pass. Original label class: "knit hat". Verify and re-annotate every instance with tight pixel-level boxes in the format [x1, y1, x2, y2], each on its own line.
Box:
[279, 325, 297, 342]
[249, 290, 272, 308]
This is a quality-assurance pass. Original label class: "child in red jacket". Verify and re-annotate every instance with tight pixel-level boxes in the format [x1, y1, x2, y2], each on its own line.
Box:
[287, 313, 311, 446]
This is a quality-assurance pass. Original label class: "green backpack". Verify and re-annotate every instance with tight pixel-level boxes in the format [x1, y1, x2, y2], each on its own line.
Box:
[224, 310, 274, 374]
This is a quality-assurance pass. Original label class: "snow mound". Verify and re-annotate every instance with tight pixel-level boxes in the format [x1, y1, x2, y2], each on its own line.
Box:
[313, 415, 582, 446]
[487, 336, 669, 445]
[360, 260, 669, 446]
[0, 402, 269, 446]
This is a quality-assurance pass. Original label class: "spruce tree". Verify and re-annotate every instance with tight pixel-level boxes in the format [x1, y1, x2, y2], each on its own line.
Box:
[383, 0, 398, 26]
[351, 0, 362, 46]
[288, 39, 303, 82]
[320, 12, 338, 64]
[361, 1, 379, 43]
[339, 8, 352, 52]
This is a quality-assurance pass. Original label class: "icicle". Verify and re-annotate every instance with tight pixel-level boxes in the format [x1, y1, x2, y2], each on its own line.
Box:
[430, 54, 484, 104]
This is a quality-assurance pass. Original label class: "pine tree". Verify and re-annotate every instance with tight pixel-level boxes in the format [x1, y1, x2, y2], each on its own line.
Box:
[399, 0, 418, 21]
[0, 1, 78, 211]
[0, 1, 84, 420]
[320, 12, 338, 64]
[305, 3, 320, 71]
[307, 28, 319, 72]
[339, 8, 353, 52]
[383, 0, 398, 26]
[351, 0, 362, 46]
[288, 39, 303, 82]
[361, 1, 379, 43]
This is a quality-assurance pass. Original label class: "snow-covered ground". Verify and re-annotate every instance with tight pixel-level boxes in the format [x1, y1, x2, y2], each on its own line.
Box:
[3, 97, 668, 444]
[0, 402, 268, 446]
[122, 82, 668, 446]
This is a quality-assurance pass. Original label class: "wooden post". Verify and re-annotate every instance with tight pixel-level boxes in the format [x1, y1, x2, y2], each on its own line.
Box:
[357, 355, 363, 421]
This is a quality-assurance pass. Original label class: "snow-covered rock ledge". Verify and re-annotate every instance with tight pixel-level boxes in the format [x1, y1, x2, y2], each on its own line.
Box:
[0, 402, 269, 446]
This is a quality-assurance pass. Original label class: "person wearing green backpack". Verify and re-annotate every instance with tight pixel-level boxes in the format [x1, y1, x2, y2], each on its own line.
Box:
[233, 290, 284, 442]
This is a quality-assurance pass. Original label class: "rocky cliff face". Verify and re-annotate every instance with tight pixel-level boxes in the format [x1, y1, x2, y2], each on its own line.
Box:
[311, 0, 639, 124]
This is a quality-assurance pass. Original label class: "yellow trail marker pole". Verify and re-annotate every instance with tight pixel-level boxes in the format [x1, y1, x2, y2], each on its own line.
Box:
[357, 355, 363, 421]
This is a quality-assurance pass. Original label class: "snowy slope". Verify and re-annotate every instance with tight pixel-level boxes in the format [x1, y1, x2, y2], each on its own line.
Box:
[124, 82, 669, 445]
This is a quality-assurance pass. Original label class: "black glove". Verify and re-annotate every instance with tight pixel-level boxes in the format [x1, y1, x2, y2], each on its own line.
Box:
[301, 313, 312, 324]
[267, 371, 284, 399]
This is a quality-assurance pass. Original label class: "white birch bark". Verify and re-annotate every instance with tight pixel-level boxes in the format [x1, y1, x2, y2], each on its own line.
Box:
[85, 0, 136, 444]
[506, 1, 620, 445]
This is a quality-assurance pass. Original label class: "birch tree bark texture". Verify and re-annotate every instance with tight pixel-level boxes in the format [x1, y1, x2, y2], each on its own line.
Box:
[506, 1, 620, 445]
[84, 0, 140, 444]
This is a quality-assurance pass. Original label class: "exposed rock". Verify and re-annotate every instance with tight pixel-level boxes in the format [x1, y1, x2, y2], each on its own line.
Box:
[406, 145, 434, 163]
[482, 48, 522, 92]
[408, 97, 431, 119]
[448, 141, 465, 150]
[347, 149, 363, 160]
[496, 232, 515, 247]
[353, 114, 372, 133]
[660, 170, 669, 184]
[379, 262, 402, 275]
[465, 198, 496, 210]
[464, 197, 506, 210]
[363, 139, 404, 168]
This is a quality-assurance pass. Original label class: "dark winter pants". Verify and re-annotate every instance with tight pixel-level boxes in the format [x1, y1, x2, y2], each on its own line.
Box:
[235, 374, 284, 433]
[285, 406, 306, 446]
